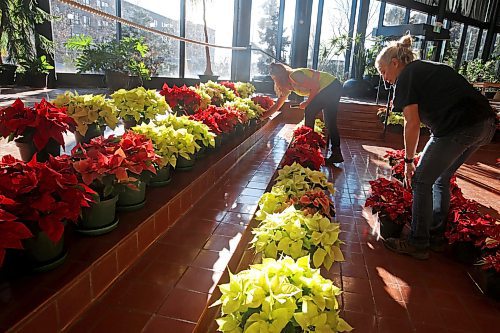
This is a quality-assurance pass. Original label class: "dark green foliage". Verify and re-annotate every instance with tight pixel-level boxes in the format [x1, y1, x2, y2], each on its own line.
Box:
[65, 34, 152, 82]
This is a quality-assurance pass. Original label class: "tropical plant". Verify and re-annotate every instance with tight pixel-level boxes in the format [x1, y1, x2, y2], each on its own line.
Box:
[459, 58, 499, 83]
[111, 87, 168, 123]
[364, 37, 386, 76]
[65, 35, 152, 82]
[0, 98, 75, 150]
[16, 55, 54, 76]
[0, 0, 54, 66]
[52, 91, 118, 135]
[212, 256, 352, 332]
[0, 155, 95, 246]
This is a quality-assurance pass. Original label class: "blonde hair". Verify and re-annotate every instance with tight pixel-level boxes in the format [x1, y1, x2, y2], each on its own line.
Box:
[269, 62, 292, 98]
[375, 34, 418, 68]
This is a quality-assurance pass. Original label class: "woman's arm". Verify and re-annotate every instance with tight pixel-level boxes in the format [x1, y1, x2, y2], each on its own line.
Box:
[402, 103, 420, 186]
[266, 95, 288, 114]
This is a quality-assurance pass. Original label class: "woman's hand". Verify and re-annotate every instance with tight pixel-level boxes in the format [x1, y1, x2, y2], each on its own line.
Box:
[404, 162, 415, 188]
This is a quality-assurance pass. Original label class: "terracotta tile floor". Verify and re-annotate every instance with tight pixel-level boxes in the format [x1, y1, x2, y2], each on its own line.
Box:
[63, 129, 500, 332]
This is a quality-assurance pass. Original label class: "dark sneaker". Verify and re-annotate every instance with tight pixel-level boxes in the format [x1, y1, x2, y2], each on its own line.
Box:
[430, 236, 447, 253]
[384, 238, 429, 260]
[326, 147, 344, 164]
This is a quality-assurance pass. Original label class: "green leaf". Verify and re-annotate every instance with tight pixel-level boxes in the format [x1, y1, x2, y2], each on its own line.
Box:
[313, 248, 327, 268]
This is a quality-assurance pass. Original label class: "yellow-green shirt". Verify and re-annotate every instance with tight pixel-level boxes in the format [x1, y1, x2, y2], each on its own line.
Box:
[289, 68, 336, 96]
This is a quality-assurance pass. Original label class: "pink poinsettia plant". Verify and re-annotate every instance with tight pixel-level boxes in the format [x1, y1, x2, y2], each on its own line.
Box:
[0, 155, 96, 257]
[160, 83, 202, 115]
[251, 95, 275, 111]
[0, 98, 75, 150]
[71, 132, 160, 199]
[365, 177, 413, 225]
[288, 188, 335, 220]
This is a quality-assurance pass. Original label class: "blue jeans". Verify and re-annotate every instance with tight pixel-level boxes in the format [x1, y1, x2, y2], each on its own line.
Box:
[409, 117, 496, 248]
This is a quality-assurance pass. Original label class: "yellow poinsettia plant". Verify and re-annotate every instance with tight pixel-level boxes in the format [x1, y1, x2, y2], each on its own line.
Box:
[132, 122, 199, 169]
[251, 206, 344, 270]
[212, 256, 352, 333]
[111, 87, 168, 123]
[155, 114, 215, 149]
[52, 91, 119, 135]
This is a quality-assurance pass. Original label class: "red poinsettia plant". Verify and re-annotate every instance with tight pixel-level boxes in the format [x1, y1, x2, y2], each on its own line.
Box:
[71, 133, 160, 199]
[293, 125, 326, 149]
[251, 95, 275, 111]
[0, 98, 75, 150]
[288, 188, 336, 220]
[0, 196, 33, 267]
[219, 81, 239, 96]
[160, 83, 202, 115]
[365, 177, 413, 225]
[445, 192, 498, 248]
[0, 155, 95, 250]
[282, 143, 325, 171]
[479, 250, 500, 273]
[190, 106, 241, 135]
[384, 149, 420, 181]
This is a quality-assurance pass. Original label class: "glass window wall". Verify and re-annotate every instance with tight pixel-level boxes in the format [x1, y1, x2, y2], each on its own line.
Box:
[185, 0, 234, 79]
[50, 0, 117, 72]
[383, 3, 405, 26]
[121, 0, 180, 77]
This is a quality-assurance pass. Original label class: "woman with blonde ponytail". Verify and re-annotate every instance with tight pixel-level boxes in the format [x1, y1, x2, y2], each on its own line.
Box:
[267, 62, 344, 164]
[377, 34, 496, 260]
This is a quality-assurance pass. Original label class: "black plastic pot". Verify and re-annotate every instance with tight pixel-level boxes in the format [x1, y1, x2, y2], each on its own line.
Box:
[22, 231, 66, 272]
[342, 78, 373, 98]
[0, 64, 17, 85]
[379, 215, 405, 239]
[198, 74, 219, 83]
[78, 195, 119, 235]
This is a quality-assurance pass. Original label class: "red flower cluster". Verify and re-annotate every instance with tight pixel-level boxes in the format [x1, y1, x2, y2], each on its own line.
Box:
[160, 84, 202, 115]
[365, 177, 413, 225]
[219, 81, 239, 96]
[445, 191, 498, 249]
[71, 132, 160, 198]
[384, 149, 420, 181]
[480, 251, 500, 273]
[0, 195, 33, 267]
[190, 106, 243, 135]
[251, 95, 275, 111]
[0, 155, 95, 257]
[293, 126, 326, 149]
[0, 98, 75, 150]
[289, 188, 335, 219]
[282, 144, 325, 171]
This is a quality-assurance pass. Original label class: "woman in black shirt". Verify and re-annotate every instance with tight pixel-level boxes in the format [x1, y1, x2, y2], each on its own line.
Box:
[376, 35, 496, 260]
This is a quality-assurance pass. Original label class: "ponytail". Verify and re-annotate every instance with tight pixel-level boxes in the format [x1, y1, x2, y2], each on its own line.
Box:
[376, 34, 418, 67]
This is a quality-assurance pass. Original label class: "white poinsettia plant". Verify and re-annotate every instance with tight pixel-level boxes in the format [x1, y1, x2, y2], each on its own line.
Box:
[213, 256, 352, 333]
[111, 86, 169, 123]
[251, 206, 344, 270]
